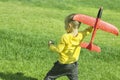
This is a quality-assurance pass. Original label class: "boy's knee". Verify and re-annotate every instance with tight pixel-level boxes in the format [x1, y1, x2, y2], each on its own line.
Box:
[44, 76, 55, 80]
[67, 74, 78, 80]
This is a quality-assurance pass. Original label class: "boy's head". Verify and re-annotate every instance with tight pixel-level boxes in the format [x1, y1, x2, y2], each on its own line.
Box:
[64, 13, 81, 33]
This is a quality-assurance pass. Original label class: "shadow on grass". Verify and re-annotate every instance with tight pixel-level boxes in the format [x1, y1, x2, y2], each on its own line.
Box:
[0, 72, 38, 80]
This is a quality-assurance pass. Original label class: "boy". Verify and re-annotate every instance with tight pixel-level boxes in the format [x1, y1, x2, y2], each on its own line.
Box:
[44, 14, 93, 80]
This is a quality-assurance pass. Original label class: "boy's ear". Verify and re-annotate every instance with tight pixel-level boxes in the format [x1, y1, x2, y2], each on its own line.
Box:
[68, 23, 72, 28]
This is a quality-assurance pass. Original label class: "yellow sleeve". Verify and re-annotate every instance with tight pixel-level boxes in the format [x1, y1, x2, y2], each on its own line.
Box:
[82, 27, 93, 36]
[49, 35, 65, 53]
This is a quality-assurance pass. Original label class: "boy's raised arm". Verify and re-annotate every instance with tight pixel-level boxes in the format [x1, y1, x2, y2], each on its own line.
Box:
[82, 27, 93, 36]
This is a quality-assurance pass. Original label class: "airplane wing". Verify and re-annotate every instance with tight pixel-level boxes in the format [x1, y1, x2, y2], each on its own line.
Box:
[98, 20, 119, 36]
[73, 14, 119, 36]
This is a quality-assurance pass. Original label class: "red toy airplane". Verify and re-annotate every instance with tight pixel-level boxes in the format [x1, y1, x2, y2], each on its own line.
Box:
[73, 7, 119, 52]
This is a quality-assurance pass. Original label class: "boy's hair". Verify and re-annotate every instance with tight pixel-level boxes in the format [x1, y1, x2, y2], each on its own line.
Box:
[65, 13, 81, 29]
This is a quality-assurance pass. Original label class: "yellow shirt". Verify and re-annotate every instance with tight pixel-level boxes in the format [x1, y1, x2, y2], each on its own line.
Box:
[50, 27, 93, 64]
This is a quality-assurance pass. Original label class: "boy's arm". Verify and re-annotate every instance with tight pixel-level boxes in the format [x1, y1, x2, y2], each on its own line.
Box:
[49, 35, 65, 53]
[82, 27, 93, 36]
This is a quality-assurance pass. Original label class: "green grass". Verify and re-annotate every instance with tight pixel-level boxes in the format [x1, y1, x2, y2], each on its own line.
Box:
[0, 0, 120, 80]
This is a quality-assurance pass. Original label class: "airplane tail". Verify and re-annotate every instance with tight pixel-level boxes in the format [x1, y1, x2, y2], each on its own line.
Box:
[80, 42, 101, 53]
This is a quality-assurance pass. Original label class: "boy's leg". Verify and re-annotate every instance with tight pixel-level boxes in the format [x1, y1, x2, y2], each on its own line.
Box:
[67, 69, 78, 80]
[44, 61, 78, 80]
[67, 62, 78, 80]
[44, 61, 66, 80]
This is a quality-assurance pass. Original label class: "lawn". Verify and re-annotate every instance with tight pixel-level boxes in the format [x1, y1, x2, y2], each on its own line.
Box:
[0, 0, 120, 80]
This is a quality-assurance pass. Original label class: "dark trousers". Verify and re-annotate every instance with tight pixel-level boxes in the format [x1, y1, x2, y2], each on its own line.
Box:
[44, 61, 78, 80]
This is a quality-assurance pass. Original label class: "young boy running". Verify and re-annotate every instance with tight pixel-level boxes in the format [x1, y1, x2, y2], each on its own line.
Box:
[44, 14, 93, 80]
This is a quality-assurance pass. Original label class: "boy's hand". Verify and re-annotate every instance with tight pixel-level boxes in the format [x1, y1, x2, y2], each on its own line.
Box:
[48, 40, 54, 46]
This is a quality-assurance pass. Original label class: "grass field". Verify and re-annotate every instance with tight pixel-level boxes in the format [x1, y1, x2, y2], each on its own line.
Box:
[0, 0, 120, 80]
